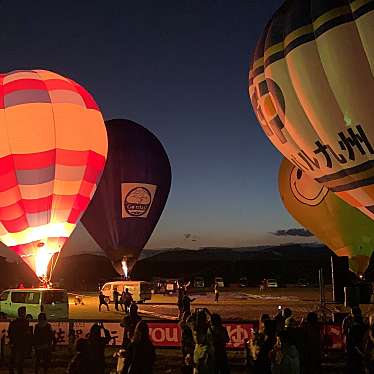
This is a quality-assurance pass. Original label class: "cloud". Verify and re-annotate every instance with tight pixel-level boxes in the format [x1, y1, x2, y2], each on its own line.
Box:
[272, 228, 313, 237]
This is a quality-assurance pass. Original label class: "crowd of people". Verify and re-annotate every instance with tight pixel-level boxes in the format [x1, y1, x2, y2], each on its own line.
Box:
[245, 305, 374, 374]
[98, 287, 133, 313]
[6, 289, 374, 374]
[6, 302, 153, 374]
[179, 308, 230, 374]
[245, 307, 320, 374]
[7, 306, 54, 374]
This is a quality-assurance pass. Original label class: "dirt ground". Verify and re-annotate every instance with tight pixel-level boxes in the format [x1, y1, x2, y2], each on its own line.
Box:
[69, 286, 366, 322]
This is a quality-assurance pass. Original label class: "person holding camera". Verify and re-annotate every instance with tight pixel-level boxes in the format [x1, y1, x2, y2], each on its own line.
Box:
[187, 308, 215, 374]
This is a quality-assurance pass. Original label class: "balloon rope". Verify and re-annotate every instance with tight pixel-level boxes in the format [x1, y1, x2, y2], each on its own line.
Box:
[49, 248, 62, 283]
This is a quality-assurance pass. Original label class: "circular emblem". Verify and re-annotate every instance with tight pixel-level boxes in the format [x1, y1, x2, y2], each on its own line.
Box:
[124, 187, 152, 216]
[289, 166, 329, 206]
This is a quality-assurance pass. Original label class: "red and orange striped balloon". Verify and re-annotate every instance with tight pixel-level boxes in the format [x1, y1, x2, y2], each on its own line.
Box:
[0, 70, 107, 280]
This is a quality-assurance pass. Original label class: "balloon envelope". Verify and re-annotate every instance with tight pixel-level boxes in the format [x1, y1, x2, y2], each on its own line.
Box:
[279, 157, 374, 274]
[81, 119, 172, 275]
[249, 1, 374, 220]
[0, 70, 107, 279]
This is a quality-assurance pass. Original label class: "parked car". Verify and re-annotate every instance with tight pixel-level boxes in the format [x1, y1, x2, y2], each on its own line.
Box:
[214, 277, 224, 288]
[193, 276, 205, 288]
[239, 277, 248, 287]
[152, 279, 166, 294]
[296, 279, 310, 287]
[266, 279, 278, 288]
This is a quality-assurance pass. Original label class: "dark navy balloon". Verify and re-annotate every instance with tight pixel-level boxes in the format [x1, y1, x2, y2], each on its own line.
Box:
[81, 119, 171, 275]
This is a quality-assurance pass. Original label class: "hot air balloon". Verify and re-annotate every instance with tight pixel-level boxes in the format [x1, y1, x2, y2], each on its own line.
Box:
[0, 70, 107, 282]
[279, 157, 374, 275]
[249, 1, 374, 220]
[81, 119, 171, 276]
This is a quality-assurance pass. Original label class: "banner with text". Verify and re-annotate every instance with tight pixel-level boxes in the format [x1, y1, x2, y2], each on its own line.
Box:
[0, 321, 344, 350]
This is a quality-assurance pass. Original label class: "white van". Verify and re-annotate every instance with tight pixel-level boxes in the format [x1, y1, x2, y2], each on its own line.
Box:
[101, 281, 152, 303]
[266, 279, 278, 288]
[0, 288, 69, 320]
[214, 277, 224, 288]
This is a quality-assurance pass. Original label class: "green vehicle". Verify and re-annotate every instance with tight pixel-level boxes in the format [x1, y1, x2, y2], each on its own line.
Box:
[0, 288, 69, 320]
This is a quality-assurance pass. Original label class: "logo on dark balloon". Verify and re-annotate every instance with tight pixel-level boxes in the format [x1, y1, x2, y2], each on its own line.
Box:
[124, 187, 152, 216]
[121, 182, 157, 219]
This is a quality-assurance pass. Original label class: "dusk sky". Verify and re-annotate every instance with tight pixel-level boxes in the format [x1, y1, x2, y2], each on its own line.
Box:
[0, 0, 316, 260]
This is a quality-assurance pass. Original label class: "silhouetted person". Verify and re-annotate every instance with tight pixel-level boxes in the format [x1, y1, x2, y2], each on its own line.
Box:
[87, 323, 111, 374]
[301, 312, 322, 374]
[8, 306, 32, 374]
[214, 283, 220, 303]
[98, 292, 109, 312]
[181, 293, 196, 315]
[211, 313, 230, 374]
[271, 330, 300, 374]
[284, 315, 304, 369]
[179, 310, 194, 369]
[259, 314, 271, 334]
[344, 307, 367, 374]
[118, 291, 125, 312]
[343, 306, 363, 345]
[121, 321, 155, 374]
[364, 323, 374, 373]
[122, 288, 133, 314]
[253, 319, 276, 374]
[274, 308, 285, 333]
[67, 338, 90, 374]
[113, 288, 120, 311]
[33, 313, 54, 374]
[121, 303, 142, 348]
[177, 284, 186, 319]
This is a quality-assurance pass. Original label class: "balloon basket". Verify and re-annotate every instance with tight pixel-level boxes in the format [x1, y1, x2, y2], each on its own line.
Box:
[39, 277, 52, 289]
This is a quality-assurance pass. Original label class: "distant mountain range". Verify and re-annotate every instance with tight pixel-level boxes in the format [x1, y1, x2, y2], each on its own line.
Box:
[132, 243, 337, 286]
[0, 243, 339, 290]
[139, 242, 322, 259]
